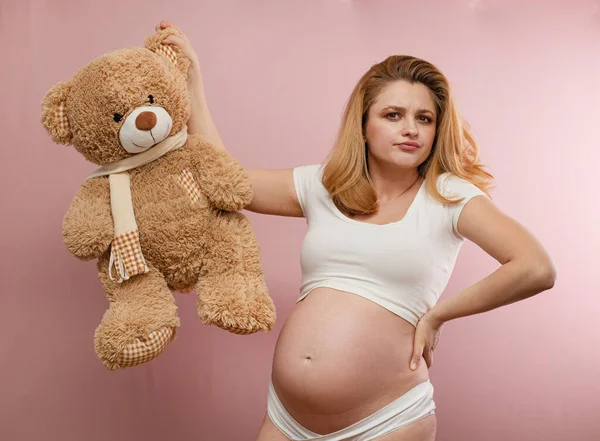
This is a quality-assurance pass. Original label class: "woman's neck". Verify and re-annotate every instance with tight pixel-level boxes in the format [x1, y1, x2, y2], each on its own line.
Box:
[368, 162, 421, 203]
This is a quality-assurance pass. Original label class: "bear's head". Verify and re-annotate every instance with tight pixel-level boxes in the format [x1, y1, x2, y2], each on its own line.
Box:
[41, 28, 191, 165]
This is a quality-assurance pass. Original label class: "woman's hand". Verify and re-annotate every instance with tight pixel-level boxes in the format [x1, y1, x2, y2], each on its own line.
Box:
[155, 20, 201, 80]
[410, 312, 444, 371]
[154, 20, 221, 142]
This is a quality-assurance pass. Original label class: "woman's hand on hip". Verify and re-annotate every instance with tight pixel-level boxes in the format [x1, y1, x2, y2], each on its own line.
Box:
[410, 312, 444, 371]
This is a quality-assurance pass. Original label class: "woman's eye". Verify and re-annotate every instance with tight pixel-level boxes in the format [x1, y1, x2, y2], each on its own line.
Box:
[386, 112, 400, 119]
[418, 116, 432, 123]
[113, 113, 123, 122]
[148, 95, 154, 104]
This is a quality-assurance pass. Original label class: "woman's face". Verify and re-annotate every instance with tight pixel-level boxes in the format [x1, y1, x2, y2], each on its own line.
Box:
[364, 80, 437, 173]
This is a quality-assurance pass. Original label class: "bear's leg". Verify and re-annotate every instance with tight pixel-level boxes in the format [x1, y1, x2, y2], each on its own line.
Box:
[196, 212, 275, 334]
[195, 213, 253, 334]
[95, 252, 180, 370]
[237, 213, 276, 333]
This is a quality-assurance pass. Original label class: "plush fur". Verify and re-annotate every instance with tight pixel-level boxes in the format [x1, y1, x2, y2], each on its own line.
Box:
[41, 28, 276, 370]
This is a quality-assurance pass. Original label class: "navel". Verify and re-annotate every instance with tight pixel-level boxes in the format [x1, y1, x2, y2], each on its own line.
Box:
[303, 354, 313, 366]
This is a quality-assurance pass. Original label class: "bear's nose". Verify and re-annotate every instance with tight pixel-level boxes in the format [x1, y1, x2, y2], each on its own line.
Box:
[135, 111, 157, 131]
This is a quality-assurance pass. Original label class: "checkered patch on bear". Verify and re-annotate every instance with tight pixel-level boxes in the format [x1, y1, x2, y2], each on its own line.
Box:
[178, 168, 201, 203]
[55, 102, 68, 131]
[155, 44, 177, 65]
[109, 229, 149, 283]
[117, 326, 174, 367]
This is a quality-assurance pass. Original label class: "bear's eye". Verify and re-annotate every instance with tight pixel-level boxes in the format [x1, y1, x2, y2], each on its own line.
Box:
[113, 113, 123, 123]
[148, 95, 154, 104]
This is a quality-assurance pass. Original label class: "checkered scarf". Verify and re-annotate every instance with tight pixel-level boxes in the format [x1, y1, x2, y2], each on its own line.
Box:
[87, 126, 188, 282]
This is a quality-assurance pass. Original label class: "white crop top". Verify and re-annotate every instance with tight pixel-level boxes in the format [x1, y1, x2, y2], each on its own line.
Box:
[293, 164, 489, 327]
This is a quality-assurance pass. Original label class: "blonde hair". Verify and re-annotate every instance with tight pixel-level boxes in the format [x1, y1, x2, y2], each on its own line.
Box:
[322, 55, 494, 216]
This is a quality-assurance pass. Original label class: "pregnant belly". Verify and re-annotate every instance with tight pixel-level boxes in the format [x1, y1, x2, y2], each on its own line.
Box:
[271, 287, 430, 435]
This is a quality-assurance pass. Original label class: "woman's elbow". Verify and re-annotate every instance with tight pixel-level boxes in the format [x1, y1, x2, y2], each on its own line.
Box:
[532, 258, 557, 292]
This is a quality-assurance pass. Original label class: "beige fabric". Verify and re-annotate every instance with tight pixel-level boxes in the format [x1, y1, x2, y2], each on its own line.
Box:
[87, 126, 188, 179]
[87, 126, 188, 282]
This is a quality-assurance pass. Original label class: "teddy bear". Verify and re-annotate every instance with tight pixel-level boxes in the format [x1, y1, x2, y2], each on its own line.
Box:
[40, 28, 276, 370]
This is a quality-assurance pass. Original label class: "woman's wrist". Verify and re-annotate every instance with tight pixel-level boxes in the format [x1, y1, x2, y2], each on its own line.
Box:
[188, 61, 204, 92]
[188, 56, 201, 75]
[423, 307, 445, 328]
[187, 62, 210, 118]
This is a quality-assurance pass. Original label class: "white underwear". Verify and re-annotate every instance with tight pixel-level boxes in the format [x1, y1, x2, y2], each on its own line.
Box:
[267, 379, 436, 441]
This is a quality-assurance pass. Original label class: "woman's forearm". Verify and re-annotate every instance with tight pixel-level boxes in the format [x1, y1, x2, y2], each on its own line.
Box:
[428, 258, 556, 325]
[187, 65, 227, 152]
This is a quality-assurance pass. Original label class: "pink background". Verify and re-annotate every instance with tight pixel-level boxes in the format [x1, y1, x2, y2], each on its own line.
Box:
[2, 0, 599, 440]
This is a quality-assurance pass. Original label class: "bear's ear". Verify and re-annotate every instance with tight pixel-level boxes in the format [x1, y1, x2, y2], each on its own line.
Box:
[41, 81, 72, 145]
[144, 28, 190, 76]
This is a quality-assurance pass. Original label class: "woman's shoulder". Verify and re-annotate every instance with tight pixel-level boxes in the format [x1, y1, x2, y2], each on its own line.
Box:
[434, 171, 489, 200]
[293, 163, 325, 187]
[293, 162, 327, 196]
[292, 163, 330, 216]
[294, 163, 324, 176]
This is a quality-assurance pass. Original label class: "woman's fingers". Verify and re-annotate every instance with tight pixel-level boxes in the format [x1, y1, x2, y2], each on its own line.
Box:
[423, 347, 433, 369]
[162, 35, 185, 47]
[156, 20, 174, 31]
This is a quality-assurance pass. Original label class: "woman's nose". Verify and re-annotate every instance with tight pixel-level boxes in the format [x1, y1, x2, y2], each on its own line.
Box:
[400, 122, 418, 137]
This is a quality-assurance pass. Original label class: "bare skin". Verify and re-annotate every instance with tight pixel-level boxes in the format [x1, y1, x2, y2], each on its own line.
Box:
[155, 21, 556, 441]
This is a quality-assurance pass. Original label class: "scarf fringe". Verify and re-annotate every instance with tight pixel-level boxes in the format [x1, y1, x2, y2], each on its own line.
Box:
[108, 230, 149, 283]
